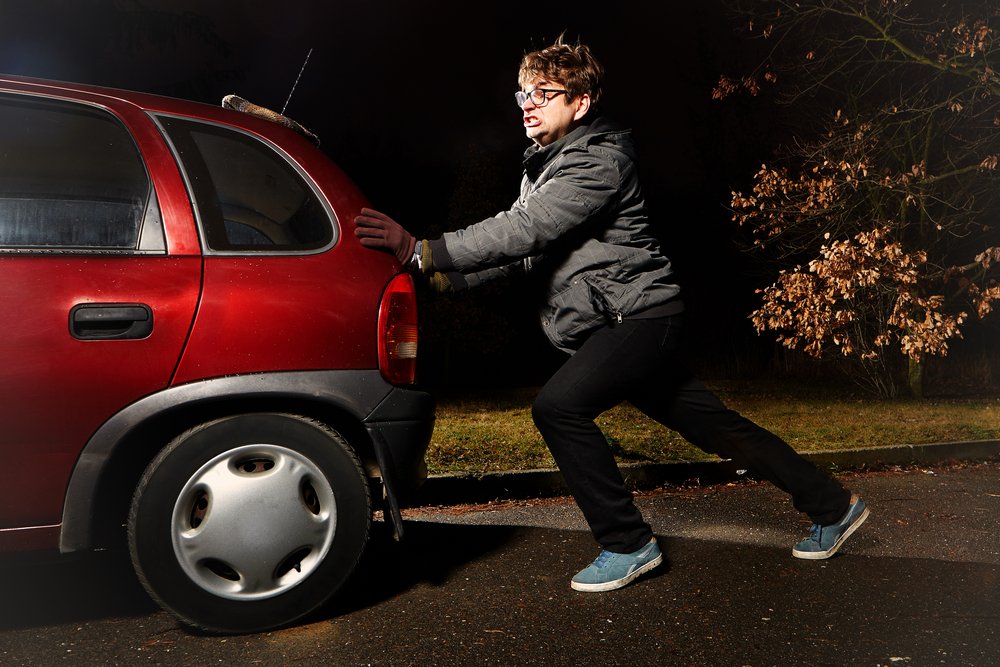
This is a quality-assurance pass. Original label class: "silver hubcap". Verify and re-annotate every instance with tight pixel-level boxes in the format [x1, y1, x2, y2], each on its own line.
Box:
[170, 444, 337, 600]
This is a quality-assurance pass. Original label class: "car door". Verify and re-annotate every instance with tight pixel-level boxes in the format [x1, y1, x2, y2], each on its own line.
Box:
[0, 91, 200, 530]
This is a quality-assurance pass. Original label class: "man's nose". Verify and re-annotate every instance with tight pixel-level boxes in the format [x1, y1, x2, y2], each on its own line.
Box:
[521, 97, 537, 111]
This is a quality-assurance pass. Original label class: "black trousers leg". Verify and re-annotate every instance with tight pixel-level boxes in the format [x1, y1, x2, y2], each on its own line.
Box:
[629, 377, 851, 526]
[533, 315, 852, 554]
[532, 318, 669, 553]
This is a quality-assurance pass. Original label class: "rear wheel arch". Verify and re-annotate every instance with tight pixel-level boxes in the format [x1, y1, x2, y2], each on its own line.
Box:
[61, 372, 389, 553]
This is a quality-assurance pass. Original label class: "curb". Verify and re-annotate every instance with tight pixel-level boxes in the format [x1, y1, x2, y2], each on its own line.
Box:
[412, 439, 1000, 507]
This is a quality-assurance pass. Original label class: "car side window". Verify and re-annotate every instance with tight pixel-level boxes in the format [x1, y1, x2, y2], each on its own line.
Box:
[156, 116, 333, 252]
[0, 93, 161, 252]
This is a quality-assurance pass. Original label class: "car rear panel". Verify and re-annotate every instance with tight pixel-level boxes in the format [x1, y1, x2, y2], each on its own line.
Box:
[171, 250, 391, 382]
[161, 107, 402, 382]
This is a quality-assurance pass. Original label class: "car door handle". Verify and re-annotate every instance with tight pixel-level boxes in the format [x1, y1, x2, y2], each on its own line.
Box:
[70, 303, 154, 340]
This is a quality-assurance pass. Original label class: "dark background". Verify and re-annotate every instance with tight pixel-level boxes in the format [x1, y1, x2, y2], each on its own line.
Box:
[0, 0, 798, 388]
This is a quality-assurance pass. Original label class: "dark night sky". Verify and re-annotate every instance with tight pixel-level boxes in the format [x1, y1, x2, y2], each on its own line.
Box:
[0, 1, 768, 213]
[0, 0, 782, 382]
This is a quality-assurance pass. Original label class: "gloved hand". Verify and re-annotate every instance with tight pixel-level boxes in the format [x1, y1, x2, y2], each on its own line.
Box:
[354, 208, 417, 265]
[427, 272, 452, 293]
[419, 238, 435, 274]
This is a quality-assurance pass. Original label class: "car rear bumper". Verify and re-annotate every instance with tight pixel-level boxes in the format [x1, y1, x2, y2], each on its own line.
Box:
[363, 385, 435, 498]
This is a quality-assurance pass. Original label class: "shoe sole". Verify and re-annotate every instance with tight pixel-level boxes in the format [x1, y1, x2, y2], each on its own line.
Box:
[570, 553, 664, 592]
[792, 506, 870, 560]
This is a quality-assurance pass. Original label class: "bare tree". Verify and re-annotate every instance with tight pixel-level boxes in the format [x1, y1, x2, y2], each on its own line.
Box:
[716, 0, 1000, 396]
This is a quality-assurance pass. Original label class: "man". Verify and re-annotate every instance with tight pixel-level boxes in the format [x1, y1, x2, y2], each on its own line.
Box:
[355, 37, 869, 592]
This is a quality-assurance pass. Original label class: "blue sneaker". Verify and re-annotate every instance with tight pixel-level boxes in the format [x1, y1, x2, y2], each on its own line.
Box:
[571, 538, 663, 592]
[792, 495, 869, 560]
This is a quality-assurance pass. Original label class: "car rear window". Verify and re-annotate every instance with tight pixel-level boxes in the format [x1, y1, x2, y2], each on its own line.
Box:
[0, 93, 160, 252]
[156, 116, 333, 253]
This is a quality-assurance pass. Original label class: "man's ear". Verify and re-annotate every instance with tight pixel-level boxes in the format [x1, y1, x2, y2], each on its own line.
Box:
[572, 94, 591, 121]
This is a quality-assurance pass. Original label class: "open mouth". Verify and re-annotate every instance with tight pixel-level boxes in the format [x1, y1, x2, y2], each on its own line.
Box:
[523, 115, 541, 128]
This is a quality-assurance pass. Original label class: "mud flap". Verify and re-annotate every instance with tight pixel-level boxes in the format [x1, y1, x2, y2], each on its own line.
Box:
[366, 425, 405, 541]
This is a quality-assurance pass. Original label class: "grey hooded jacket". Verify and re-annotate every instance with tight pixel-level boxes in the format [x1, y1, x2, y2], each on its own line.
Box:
[427, 116, 682, 353]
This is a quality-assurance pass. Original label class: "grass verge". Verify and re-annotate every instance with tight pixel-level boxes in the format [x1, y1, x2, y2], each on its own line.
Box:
[425, 382, 1000, 474]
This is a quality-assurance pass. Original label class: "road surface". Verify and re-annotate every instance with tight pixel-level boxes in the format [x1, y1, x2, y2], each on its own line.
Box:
[1, 461, 997, 666]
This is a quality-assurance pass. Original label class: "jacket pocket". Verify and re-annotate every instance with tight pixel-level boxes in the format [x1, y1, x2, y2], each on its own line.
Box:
[583, 272, 636, 323]
[543, 279, 606, 351]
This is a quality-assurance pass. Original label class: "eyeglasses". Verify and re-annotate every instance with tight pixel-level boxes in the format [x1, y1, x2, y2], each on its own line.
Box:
[515, 88, 568, 107]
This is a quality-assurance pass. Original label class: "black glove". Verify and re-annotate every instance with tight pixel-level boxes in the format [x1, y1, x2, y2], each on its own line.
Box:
[354, 208, 416, 264]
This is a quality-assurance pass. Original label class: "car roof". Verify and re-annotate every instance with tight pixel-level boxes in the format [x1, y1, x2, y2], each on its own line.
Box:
[0, 73, 311, 143]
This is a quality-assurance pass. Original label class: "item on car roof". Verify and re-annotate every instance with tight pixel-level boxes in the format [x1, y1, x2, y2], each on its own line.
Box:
[221, 94, 320, 146]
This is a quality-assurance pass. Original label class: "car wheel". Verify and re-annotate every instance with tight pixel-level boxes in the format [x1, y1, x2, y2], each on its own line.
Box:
[128, 413, 370, 633]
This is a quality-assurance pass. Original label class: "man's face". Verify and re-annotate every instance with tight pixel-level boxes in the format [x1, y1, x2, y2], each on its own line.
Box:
[520, 78, 590, 147]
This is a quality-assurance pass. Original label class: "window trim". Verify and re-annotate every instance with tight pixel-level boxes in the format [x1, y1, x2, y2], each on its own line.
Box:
[151, 112, 338, 257]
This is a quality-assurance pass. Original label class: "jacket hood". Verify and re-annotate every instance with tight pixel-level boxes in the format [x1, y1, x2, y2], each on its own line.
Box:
[523, 114, 636, 180]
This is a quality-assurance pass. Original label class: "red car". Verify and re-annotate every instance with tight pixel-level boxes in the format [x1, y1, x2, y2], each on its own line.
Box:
[0, 75, 433, 633]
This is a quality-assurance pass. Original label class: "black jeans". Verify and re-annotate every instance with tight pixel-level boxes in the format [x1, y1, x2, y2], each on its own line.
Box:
[531, 315, 852, 554]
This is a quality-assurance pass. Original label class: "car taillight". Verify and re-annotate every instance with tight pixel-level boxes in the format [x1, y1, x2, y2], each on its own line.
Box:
[377, 273, 418, 385]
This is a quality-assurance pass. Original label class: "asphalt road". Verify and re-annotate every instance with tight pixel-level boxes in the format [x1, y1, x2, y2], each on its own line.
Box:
[1, 461, 998, 666]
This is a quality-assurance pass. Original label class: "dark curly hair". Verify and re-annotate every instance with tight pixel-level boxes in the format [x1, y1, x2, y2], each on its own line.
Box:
[518, 34, 604, 105]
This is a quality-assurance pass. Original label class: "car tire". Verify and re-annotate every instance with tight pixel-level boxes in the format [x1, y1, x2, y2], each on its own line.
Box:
[128, 413, 370, 633]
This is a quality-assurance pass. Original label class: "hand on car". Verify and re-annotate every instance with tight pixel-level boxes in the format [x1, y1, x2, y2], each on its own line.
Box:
[354, 208, 416, 264]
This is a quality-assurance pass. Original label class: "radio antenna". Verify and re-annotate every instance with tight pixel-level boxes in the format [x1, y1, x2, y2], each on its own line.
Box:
[281, 48, 313, 115]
